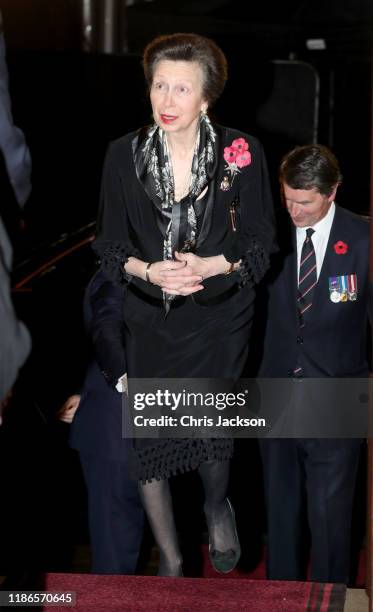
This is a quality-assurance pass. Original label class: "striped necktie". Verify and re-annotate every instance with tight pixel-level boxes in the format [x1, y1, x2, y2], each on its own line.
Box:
[297, 228, 317, 328]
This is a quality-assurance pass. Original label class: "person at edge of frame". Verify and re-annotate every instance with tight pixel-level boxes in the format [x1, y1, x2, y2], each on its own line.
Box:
[60, 269, 144, 575]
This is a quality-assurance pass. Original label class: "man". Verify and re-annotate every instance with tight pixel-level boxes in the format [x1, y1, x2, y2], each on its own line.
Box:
[0, 216, 31, 423]
[0, 10, 32, 242]
[259, 144, 370, 583]
[65, 270, 144, 574]
[0, 9, 31, 421]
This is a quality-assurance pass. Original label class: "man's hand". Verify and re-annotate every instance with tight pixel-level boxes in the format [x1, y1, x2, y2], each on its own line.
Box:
[57, 394, 81, 424]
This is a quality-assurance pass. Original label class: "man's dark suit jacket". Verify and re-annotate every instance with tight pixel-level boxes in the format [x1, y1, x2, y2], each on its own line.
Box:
[0, 216, 31, 404]
[69, 269, 130, 461]
[259, 205, 370, 379]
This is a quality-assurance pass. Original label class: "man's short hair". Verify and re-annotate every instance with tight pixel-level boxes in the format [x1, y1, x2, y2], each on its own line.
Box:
[279, 144, 342, 196]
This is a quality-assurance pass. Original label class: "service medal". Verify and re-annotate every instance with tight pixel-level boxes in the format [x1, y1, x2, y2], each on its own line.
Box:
[348, 273, 358, 301]
[329, 276, 341, 303]
[340, 275, 348, 302]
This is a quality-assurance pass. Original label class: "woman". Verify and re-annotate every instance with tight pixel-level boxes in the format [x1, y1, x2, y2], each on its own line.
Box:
[93, 32, 276, 577]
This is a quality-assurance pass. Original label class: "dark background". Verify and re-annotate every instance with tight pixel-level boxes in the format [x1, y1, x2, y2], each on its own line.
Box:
[0, 0, 371, 580]
[1, 0, 371, 250]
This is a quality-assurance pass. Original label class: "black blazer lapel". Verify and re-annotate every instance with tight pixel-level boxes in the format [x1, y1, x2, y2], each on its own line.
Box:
[277, 213, 298, 328]
[286, 228, 299, 327]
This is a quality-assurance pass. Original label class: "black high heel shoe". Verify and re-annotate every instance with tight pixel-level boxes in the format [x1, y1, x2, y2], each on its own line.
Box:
[205, 498, 241, 574]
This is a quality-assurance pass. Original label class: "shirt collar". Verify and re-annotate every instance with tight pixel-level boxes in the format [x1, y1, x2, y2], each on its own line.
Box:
[296, 201, 336, 241]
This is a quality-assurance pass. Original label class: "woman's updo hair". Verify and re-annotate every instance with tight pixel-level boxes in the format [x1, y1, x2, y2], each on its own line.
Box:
[143, 33, 228, 107]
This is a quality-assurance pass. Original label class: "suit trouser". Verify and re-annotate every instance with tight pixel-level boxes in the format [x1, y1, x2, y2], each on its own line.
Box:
[260, 438, 362, 583]
[80, 453, 144, 574]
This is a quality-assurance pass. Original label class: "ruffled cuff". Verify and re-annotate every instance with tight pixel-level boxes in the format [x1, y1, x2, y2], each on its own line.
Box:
[238, 236, 270, 288]
[95, 241, 140, 285]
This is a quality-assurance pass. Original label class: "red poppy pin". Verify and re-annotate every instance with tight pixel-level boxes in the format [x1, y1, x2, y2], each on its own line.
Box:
[333, 241, 348, 255]
[220, 137, 251, 191]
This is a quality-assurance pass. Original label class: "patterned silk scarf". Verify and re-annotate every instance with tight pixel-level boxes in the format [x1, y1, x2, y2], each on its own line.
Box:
[133, 113, 218, 312]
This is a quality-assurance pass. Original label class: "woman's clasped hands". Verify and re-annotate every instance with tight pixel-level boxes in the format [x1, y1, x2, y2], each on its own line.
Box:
[148, 251, 205, 295]
[147, 251, 230, 295]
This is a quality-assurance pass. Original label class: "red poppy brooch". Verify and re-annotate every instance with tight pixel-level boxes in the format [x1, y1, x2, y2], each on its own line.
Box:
[220, 138, 251, 191]
[333, 241, 348, 255]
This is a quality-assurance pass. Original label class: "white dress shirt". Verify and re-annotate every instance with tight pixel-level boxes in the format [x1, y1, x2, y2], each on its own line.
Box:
[296, 202, 335, 282]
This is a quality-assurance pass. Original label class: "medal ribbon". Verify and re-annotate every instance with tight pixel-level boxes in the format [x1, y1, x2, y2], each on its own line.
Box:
[348, 274, 357, 294]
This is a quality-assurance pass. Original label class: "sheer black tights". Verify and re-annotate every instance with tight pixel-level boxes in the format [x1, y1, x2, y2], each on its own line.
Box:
[138, 478, 182, 576]
[138, 459, 233, 576]
[198, 459, 236, 554]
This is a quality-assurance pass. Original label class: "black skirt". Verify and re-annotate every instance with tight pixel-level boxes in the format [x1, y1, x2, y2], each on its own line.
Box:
[123, 283, 255, 483]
